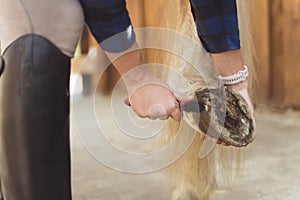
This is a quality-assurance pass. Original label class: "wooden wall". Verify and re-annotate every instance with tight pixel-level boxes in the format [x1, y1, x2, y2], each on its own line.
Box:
[250, 0, 300, 108]
[249, 0, 271, 104]
[270, 0, 300, 107]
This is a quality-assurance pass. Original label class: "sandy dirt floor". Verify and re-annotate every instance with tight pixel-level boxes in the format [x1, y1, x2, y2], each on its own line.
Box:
[71, 95, 300, 200]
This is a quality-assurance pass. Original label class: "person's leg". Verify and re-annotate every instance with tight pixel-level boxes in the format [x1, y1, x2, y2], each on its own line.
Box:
[0, 0, 84, 57]
[0, 0, 84, 199]
[0, 35, 72, 200]
[0, 180, 3, 200]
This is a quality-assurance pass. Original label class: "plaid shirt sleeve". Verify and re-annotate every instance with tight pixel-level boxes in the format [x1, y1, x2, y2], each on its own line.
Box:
[190, 0, 241, 53]
[79, 0, 136, 52]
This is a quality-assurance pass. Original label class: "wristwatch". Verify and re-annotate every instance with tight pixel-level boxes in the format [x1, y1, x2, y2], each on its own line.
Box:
[218, 65, 249, 85]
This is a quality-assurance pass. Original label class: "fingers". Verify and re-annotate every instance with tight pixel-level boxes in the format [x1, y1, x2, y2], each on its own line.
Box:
[240, 89, 254, 113]
[126, 83, 188, 121]
[148, 104, 168, 120]
[147, 97, 183, 121]
[200, 133, 230, 146]
[228, 80, 254, 113]
[173, 93, 193, 108]
[148, 102, 181, 121]
[169, 107, 181, 121]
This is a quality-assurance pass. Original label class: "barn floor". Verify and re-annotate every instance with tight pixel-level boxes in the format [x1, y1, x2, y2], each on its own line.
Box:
[71, 95, 300, 200]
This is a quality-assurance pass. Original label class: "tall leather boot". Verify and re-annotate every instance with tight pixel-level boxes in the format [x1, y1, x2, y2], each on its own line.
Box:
[0, 34, 72, 200]
[0, 180, 3, 200]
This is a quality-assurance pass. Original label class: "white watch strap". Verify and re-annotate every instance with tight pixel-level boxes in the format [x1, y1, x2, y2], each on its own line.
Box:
[218, 65, 249, 85]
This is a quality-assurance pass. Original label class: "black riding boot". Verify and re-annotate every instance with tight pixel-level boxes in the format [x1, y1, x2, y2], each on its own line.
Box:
[0, 180, 3, 200]
[0, 34, 72, 200]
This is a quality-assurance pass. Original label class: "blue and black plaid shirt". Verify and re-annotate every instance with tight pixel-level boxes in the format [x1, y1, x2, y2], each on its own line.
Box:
[79, 0, 240, 53]
[190, 0, 240, 53]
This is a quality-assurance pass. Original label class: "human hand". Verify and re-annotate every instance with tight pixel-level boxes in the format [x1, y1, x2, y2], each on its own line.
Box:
[124, 83, 182, 121]
[227, 80, 254, 113]
[210, 50, 254, 113]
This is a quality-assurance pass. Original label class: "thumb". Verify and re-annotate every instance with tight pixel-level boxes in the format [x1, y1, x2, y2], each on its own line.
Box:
[234, 87, 254, 113]
[173, 93, 194, 109]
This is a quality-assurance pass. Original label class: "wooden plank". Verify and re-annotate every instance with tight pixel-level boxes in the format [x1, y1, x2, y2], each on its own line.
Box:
[270, 0, 300, 107]
[270, 0, 286, 105]
[249, 0, 271, 104]
[281, 0, 300, 107]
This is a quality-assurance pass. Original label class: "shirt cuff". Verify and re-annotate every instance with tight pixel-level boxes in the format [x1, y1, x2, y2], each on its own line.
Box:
[99, 25, 136, 53]
[199, 33, 241, 53]
[80, 0, 136, 53]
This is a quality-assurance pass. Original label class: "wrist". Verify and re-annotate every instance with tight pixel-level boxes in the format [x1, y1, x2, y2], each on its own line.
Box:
[122, 64, 170, 98]
[218, 65, 249, 86]
[211, 50, 244, 76]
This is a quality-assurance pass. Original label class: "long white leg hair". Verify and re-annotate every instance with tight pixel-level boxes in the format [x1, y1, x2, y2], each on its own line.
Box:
[144, 0, 254, 199]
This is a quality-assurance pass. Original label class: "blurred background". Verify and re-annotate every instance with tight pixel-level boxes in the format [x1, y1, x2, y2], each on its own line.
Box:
[70, 0, 300, 199]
